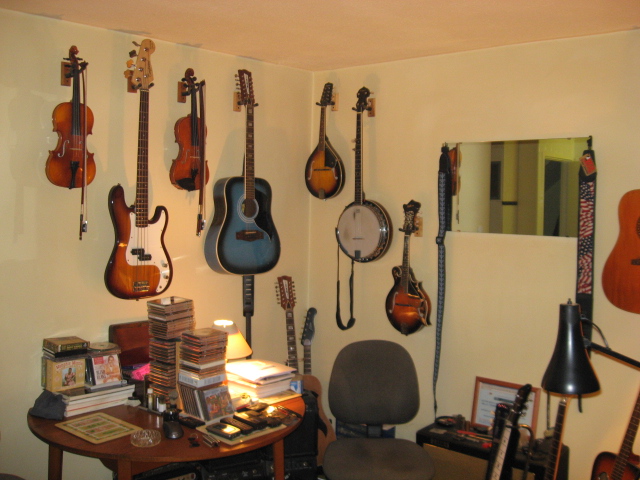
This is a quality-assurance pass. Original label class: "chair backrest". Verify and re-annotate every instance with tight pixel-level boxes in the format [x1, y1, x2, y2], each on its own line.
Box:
[328, 339, 420, 426]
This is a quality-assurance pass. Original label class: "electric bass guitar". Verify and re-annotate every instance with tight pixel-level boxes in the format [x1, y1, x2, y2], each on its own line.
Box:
[485, 383, 532, 480]
[385, 200, 431, 335]
[590, 385, 640, 480]
[305, 82, 344, 199]
[602, 189, 640, 314]
[204, 70, 280, 275]
[300, 306, 337, 466]
[336, 86, 391, 262]
[105, 39, 172, 300]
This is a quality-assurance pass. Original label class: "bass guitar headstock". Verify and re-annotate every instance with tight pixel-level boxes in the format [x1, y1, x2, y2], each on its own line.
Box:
[125, 39, 155, 91]
[400, 199, 421, 235]
[353, 86, 371, 113]
[237, 69, 257, 107]
[301, 307, 316, 347]
[276, 275, 296, 310]
[317, 83, 334, 107]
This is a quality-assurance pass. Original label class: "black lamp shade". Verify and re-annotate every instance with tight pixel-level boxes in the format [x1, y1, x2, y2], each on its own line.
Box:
[541, 302, 600, 395]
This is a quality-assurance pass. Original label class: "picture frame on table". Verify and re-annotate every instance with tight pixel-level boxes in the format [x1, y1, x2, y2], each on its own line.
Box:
[471, 376, 540, 437]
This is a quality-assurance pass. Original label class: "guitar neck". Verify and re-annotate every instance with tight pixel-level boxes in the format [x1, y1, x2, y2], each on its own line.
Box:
[613, 387, 640, 478]
[244, 104, 255, 202]
[284, 308, 299, 370]
[544, 398, 567, 480]
[354, 111, 363, 204]
[135, 89, 150, 226]
[303, 343, 312, 375]
[401, 233, 411, 291]
[318, 106, 326, 150]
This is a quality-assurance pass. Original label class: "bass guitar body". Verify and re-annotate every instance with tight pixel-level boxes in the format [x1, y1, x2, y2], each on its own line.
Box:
[305, 137, 344, 199]
[602, 189, 640, 314]
[336, 200, 391, 262]
[205, 175, 280, 275]
[385, 266, 431, 335]
[591, 451, 640, 480]
[104, 185, 172, 299]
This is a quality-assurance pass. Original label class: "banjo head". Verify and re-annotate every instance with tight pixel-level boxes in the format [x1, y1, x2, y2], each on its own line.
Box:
[336, 200, 391, 262]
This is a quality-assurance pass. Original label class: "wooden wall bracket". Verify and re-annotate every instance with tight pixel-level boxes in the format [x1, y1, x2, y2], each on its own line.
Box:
[331, 93, 339, 111]
[367, 98, 376, 117]
[233, 91, 242, 112]
[60, 62, 71, 87]
[177, 80, 188, 103]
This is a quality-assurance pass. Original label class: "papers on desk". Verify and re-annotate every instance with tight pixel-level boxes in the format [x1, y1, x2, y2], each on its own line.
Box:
[225, 359, 295, 383]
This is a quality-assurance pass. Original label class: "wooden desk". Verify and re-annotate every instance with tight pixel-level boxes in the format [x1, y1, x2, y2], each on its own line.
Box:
[28, 397, 304, 480]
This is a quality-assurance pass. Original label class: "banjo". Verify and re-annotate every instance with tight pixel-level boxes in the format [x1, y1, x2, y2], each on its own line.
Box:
[336, 86, 391, 262]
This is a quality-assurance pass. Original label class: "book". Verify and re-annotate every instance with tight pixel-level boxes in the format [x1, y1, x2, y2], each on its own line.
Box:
[227, 378, 294, 398]
[64, 397, 130, 417]
[42, 356, 87, 392]
[42, 348, 88, 358]
[198, 384, 234, 422]
[178, 370, 226, 388]
[61, 384, 135, 405]
[43, 336, 89, 353]
[225, 359, 296, 383]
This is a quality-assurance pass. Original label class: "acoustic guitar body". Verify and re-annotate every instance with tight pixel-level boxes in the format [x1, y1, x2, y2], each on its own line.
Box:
[304, 138, 344, 200]
[104, 185, 172, 300]
[204, 175, 280, 275]
[336, 200, 391, 262]
[385, 266, 431, 335]
[591, 451, 640, 480]
[602, 189, 640, 314]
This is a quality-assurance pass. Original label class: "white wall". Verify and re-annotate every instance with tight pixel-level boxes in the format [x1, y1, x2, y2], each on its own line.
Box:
[1, 8, 639, 480]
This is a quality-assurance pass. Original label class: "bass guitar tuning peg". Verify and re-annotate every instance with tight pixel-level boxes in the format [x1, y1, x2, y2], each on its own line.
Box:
[132, 41, 140, 47]
[129, 50, 137, 58]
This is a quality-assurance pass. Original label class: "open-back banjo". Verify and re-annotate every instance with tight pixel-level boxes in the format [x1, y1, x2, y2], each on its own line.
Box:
[335, 86, 391, 262]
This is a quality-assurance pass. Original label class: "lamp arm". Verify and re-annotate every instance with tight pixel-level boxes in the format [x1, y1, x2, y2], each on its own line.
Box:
[583, 338, 640, 370]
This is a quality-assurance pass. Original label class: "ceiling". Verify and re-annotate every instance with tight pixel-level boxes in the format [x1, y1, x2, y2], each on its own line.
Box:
[3, 0, 640, 71]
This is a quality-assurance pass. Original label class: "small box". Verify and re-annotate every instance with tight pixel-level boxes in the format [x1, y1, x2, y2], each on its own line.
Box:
[42, 356, 87, 392]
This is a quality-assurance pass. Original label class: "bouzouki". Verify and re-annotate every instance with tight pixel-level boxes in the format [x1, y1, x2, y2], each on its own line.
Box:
[602, 188, 640, 314]
[336, 86, 391, 262]
[300, 306, 337, 466]
[591, 385, 640, 480]
[275, 275, 299, 370]
[485, 383, 532, 480]
[204, 70, 280, 275]
[305, 83, 344, 199]
[104, 39, 172, 300]
[385, 199, 431, 335]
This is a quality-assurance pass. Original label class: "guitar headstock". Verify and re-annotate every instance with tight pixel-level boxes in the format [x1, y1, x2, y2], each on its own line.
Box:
[237, 69, 256, 107]
[301, 307, 317, 346]
[317, 83, 334, 107]
[400, 199, 421, 235]
[276, 276, 296, 310]
[125, 39, 155, 91]
[354, 86, 371, 113]
[510, 383, 532, 419]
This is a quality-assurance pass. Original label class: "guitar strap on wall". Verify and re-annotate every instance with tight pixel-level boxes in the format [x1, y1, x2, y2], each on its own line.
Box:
[336, 246, 356, 330]
[433, 145, 452, 417]
[576, 136, 597, 341]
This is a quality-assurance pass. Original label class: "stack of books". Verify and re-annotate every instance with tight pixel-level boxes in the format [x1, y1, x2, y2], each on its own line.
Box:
[41, 336, 89, 393]
[61, 383, 135, 417]
[226, 359, 296, 399]
[178, 327, 233, 422]
[147, 296, 196, 397]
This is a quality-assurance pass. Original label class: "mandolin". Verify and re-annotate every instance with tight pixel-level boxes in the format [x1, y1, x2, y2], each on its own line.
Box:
[590, 385, 640, 480]
[170, 68, 210, 235]
[104, 39, 172, 300]
[602, 188, 640, 314]
[336, 87, 391, 262]
[204, 70, 280, 275]
[485, 384, 532, 480]
[385, 200, 430, 335]
[304, 83, 344, 199]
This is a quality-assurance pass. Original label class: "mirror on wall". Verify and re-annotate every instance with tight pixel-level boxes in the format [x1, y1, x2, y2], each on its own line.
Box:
[449, 137, 590, 237]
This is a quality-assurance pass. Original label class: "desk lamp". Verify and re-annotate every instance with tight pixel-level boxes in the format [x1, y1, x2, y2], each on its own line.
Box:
[541, 301, 600, 479]
[212, 319, 252, 360]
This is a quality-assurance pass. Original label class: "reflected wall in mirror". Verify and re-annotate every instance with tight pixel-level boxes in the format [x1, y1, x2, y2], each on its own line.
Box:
[450, 137, 590, 237]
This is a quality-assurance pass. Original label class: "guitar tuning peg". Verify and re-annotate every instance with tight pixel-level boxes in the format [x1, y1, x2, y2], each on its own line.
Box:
[126, 59, 134, 68]
[129, 50, 137, 58]
[132, 41, 140, 47]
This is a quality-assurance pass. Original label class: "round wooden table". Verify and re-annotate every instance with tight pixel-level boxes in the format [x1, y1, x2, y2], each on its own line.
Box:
[28, 397, 304, 480]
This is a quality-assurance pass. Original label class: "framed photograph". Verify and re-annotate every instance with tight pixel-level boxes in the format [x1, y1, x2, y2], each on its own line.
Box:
[471, 376, 540, 436]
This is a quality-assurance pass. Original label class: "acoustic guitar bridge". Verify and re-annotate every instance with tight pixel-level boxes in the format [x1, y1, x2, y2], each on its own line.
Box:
[236, 231, 264, 242]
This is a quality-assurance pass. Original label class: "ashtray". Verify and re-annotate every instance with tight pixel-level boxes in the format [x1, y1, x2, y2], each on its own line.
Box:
[131, 429, 161, 447]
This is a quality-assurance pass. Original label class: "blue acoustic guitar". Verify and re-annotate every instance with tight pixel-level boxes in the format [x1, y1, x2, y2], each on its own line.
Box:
[204, 70, 280, 275]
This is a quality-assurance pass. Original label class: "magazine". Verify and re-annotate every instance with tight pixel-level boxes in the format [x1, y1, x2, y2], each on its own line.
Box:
[90, 354, 123, 385]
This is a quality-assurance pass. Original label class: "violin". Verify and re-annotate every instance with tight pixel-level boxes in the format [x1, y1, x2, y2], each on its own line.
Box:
[45, 46, 95, 190]
[170, 68, 209, 192]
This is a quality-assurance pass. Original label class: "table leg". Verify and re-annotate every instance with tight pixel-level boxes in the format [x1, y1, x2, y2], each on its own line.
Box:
[117, 459, 133, 480]
[48, 445, 63, 480]
[272, 438, 285, 480]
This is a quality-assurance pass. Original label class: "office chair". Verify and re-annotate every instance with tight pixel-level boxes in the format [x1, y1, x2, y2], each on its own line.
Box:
[323, 340, 435, 480]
